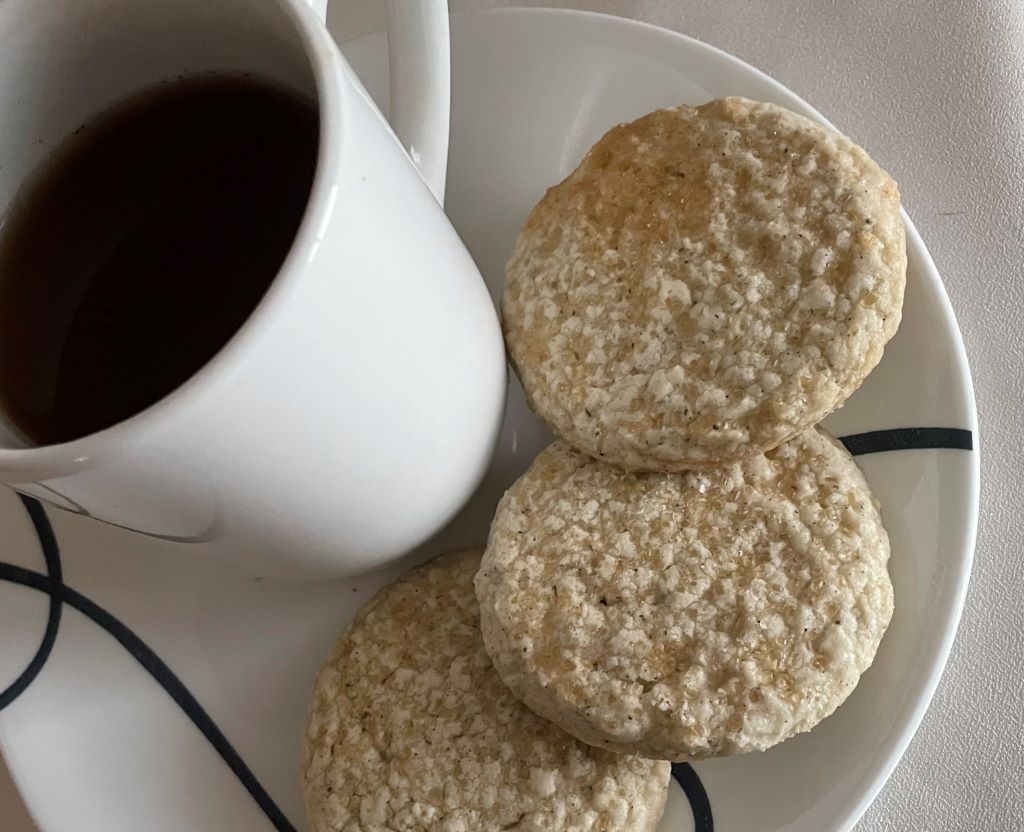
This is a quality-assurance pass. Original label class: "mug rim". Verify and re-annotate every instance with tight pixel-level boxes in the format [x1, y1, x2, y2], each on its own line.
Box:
[0, 0, 344, 476]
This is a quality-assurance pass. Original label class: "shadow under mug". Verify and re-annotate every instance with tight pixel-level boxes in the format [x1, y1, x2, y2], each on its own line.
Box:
[0, 0, 506, 577]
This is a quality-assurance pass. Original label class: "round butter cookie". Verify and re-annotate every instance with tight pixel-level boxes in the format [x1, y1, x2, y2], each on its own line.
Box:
[503, 97, 906, 470]
[303, 548, 670, 832]
[476, 431, 893, 761]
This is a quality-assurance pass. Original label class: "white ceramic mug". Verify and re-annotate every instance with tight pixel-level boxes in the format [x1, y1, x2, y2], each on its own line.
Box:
[0, 0, 507, 577]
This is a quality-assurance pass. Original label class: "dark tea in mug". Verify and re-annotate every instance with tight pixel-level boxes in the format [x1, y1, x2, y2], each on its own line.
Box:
[0, 76, 318, 445]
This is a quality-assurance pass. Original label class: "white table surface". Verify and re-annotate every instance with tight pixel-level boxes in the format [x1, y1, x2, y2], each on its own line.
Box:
[4, 1, 1023, 829]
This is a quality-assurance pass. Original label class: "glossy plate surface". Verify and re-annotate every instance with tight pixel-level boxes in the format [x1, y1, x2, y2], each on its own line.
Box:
[0, 10, 978, 832]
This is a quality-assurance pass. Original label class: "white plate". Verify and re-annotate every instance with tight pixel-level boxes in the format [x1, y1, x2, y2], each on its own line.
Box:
[0, 9, 978, 832]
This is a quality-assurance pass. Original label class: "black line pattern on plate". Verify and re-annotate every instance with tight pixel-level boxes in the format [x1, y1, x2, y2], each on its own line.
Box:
[840, 427, 973, 456]
[673, 762, 713, 831]
[0, 497, 62, 710]
[0, 496, 298, 832]
[0, 427, 974, 831]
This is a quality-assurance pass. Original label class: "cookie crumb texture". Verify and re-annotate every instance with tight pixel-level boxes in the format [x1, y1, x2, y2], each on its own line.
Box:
[503, 97, 906, 470]
[476, 431, 893, 761]
[303, 548, 669, 832]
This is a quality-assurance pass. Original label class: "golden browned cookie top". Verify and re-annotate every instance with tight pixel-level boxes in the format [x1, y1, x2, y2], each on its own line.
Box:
[503, 97, 906, 470]
[304, 548, 670, 832]
[476, 430, 894, 761]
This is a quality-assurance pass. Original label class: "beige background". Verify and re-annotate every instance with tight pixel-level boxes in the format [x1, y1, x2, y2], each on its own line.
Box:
[4, 0, 1023, 829]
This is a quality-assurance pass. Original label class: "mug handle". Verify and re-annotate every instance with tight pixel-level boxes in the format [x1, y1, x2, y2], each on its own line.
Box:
[306, 0, 451, 205]
[383, 1, 450, 205]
